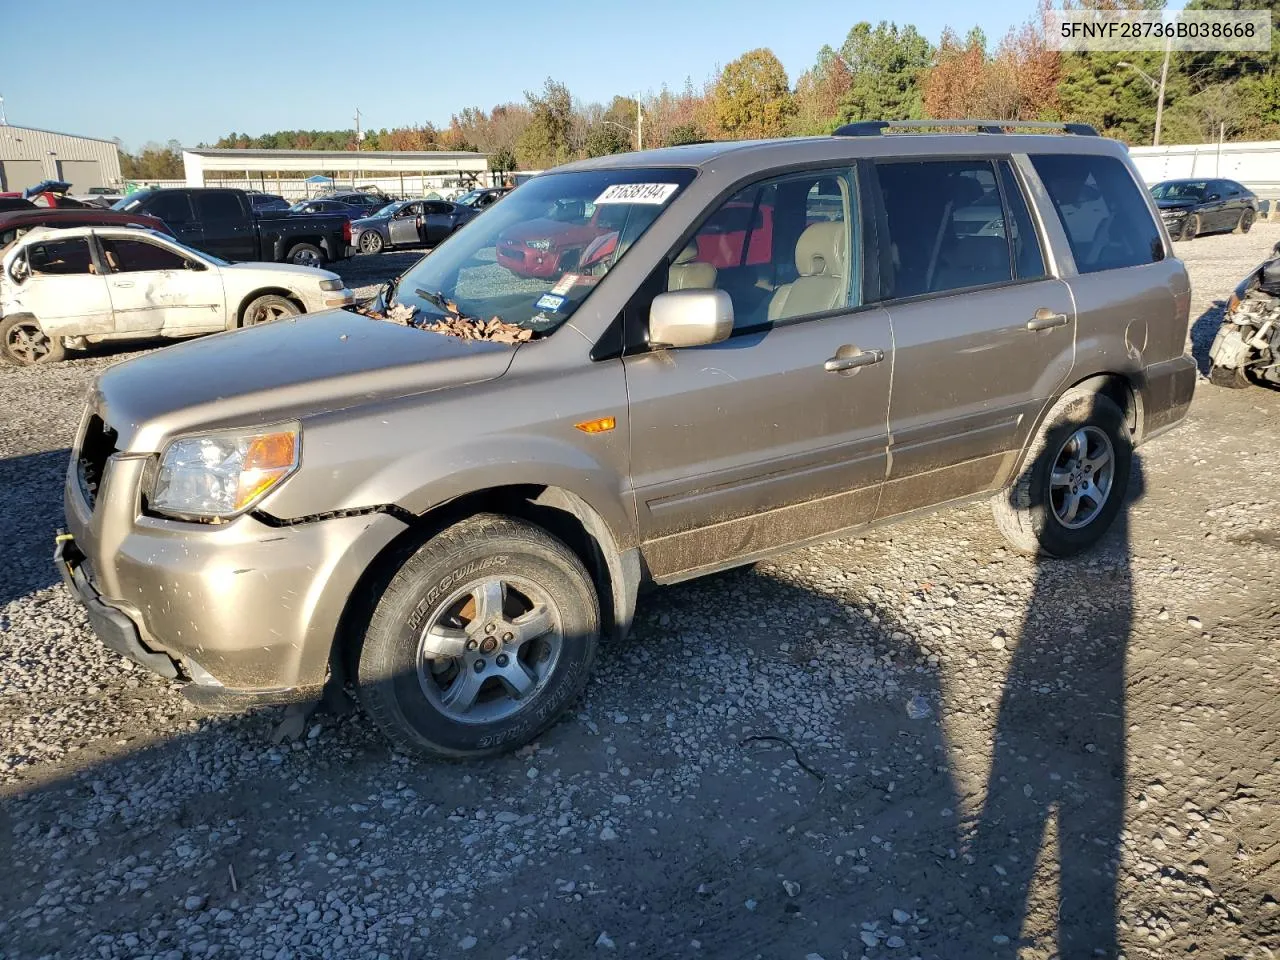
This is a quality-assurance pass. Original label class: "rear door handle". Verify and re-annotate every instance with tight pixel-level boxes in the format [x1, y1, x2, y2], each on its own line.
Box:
[1026, 312, 1069, 332]
[824, 348, 884, 372]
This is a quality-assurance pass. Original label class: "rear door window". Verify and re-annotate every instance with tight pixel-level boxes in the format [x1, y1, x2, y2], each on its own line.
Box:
[998, 162, 1047, 281]
[1030, 154, 1163, 274]
[875, 159, 1013, 298]
[195, 191, 243, 221]
[27, 237, 95, 275]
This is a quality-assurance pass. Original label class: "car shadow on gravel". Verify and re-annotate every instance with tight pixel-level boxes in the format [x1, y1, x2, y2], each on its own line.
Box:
[1190, 298, 1228, 374]
[966, 444, 1144, 958]
[0, 460, 1145, 960]
[0, 448, 69, 606]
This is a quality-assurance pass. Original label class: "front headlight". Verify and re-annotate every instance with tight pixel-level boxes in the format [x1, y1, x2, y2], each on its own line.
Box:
[319, 278, 344, 292]
[150, 425, 300, 520]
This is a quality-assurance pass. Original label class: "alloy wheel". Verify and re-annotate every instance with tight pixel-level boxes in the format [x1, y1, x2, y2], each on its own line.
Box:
[1049, 425, 1115, 529]
[4, 321, 51, 365]
[416, 576, 563, 724]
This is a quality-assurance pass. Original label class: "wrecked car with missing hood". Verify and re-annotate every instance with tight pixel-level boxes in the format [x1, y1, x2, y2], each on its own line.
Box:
[56, 127, 1195, 760]
[1208, 239, 1280, 389]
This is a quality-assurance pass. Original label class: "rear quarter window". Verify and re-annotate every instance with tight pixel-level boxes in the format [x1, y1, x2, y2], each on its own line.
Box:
[1030, 154, 1163, 275]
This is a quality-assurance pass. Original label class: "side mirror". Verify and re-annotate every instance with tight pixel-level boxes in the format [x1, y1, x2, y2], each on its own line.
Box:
[648, 289, 733, 349]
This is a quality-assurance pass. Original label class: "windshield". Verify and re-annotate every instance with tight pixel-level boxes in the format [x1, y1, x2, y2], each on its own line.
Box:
[390, 168, 694, 337]
[371, 202, 402, 217]
[111, 193, 152, 212]
[454, 190, 483, 206]
[1152, 181, 1208, 201]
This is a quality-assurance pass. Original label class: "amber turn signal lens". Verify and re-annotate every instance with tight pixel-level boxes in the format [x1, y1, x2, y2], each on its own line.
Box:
[235, 432, 299, 509]
[574, 416, 616, 434]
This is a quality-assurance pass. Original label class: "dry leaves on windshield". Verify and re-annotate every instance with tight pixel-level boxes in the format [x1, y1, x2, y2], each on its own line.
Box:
[354, 301, 419, 324]
[354, 298, 532, 344]
[423, 315, 533, 344]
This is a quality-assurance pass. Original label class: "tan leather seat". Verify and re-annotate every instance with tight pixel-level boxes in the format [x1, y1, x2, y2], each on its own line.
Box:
[667, 243, 717, 291]
[768, 221, 847, 321]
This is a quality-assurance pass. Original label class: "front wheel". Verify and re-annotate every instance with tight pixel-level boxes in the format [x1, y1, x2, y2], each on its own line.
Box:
[1180, 215, 1200, 241]
[241, 294, 300, 326]
[0, 314, 65, 367]
[358, 514, 600, 759]
[359, 231, 384, 255]
[286, 242, 325, 267]
[991, 388, 1132, 557]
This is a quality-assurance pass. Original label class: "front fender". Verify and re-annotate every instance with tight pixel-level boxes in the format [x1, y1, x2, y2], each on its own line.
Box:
[256, 353, 635, 547]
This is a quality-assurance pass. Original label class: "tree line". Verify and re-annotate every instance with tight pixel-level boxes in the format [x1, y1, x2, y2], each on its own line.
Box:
[118, 0, 1280, 178]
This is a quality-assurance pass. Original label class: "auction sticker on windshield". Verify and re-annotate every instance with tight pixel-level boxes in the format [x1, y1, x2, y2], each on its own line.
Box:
[536, 293, 566, 311]
[550, 273, 580, 296]
[595, 183, 679, 205]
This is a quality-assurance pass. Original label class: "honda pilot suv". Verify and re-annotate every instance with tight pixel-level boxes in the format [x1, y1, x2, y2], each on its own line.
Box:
[58, 121, 1195, 759]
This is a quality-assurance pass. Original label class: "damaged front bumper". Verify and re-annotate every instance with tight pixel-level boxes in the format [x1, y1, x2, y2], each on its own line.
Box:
[59, 451, 408, 709]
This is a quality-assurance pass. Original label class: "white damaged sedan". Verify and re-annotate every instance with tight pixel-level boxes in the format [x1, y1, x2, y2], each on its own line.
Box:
[0, 226, 354, 365]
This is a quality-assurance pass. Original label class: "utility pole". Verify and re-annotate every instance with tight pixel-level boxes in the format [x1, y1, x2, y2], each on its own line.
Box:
[637, 101, 643, 151]
[1154, 36, 1171, 147]
[0, 96, 7, 125]
[354, 107, 363, 150]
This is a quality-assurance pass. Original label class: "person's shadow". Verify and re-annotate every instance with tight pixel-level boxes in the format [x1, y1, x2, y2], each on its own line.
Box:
[968, 431, 1145, 957]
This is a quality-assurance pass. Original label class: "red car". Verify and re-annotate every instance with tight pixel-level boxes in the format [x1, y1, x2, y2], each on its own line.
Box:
[0, 180, 91, 209]
[497, 200, 633, 278]
[0, 207, 172, 251]
[497, 200, 776, 279]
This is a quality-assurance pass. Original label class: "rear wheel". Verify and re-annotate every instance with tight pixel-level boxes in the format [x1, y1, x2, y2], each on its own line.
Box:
[359, 230, 384, 255]
[1235, 209, 1255, 234]
[286, 243, 324, 267]
[241, 294, 300, 326]
[0, 314, 65, 366]
[358, 514, 600, 759]
[991, 388, 1131, 557]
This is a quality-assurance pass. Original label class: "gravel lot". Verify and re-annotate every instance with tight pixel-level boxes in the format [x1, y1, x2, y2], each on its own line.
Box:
[2, 230, 1278, 960]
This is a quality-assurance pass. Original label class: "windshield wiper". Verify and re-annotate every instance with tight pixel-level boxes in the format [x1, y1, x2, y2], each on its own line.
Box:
[414, 288, 453, 314]
[381, 273, 402, 308]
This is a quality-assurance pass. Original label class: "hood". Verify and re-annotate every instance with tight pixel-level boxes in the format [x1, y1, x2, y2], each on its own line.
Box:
[94, 309, 518, 452]
[218, 260, 340, 283]
[1155, 197, 1198, 211]
[351, 214, 387, 228]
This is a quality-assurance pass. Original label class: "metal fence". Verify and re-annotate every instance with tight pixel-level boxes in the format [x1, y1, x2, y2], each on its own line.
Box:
[1129, 139, 1280, 200]
[129, 173, 501, 200]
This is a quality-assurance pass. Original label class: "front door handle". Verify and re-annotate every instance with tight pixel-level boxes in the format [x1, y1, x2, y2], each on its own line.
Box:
[1026, 311, 1069, 332]
[824, 347, 885, 372]
[112, 281, 135, 288]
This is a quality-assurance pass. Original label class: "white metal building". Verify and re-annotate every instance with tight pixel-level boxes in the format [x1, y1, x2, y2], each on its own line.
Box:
[0, 124, 122, 193]
[1129, 140, 1280, 197]
[181, 148, 492, 198]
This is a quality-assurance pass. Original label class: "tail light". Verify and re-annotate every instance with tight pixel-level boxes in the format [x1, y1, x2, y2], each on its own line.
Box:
[343, 220, 352, 243]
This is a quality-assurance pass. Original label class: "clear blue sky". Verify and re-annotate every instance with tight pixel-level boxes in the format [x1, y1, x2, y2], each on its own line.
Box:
[5, 0, 1060, 149]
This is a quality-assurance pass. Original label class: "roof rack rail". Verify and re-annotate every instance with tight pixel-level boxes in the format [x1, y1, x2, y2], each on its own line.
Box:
[833, 119, 1099, 137]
